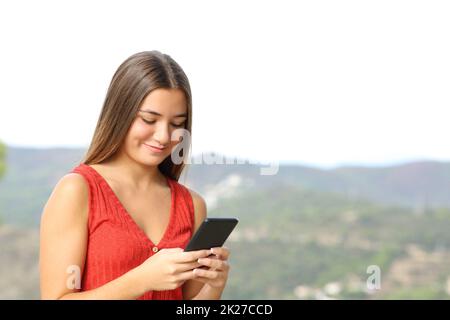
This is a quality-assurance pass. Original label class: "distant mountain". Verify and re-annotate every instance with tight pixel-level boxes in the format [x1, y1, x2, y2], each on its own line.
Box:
[0, 146, 449, 227]
[181, 156, 450, 210]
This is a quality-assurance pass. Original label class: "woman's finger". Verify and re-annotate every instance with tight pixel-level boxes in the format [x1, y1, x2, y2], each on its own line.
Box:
[177, 261, 203, 272]
[211, 246, 230, 260]
[175, 269, 198, 282]
[176, 249, 211, 263]
[197, 258, 229, 271]
[193, 268, 220, 279]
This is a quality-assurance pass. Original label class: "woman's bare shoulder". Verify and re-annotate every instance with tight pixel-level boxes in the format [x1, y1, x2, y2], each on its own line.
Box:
[55, 173, 89, 196]
[187, 188, 206, 207]
[41, 173, 90, 223]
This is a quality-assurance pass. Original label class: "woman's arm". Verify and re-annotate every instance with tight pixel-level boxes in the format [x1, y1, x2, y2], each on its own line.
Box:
[183, 189, 231, 300]
[39, 174, 148, 299]
[182, 189, 208, 299]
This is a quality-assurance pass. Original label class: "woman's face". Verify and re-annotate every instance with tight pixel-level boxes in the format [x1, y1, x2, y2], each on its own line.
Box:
[122, 88, 188, 167]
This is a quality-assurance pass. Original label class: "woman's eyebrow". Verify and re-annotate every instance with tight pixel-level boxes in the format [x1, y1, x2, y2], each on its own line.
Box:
[140, 109, 187, 118]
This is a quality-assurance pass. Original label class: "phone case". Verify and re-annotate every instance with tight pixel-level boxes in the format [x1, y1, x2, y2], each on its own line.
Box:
[184, 218, 239, 251]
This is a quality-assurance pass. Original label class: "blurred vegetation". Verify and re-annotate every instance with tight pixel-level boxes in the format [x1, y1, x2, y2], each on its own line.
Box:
[212, 185, 450, 299]
[0, 141, 5, 179]
[0, 147, 83, 226]
[0, 140, 6, 225]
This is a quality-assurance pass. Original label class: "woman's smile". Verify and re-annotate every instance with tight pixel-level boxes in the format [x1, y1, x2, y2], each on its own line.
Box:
[143, 143, 166, 154]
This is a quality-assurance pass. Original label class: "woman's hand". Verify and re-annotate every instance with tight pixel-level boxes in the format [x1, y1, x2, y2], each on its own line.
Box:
[138, 248, 211, 292]
[193, 246, 231, 289]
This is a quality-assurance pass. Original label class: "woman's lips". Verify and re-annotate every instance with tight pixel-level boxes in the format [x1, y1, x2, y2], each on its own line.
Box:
[143, 143, 165, 153]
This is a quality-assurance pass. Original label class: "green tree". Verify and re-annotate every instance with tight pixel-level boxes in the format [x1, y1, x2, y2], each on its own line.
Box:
[0, 140, 6, 179]
[0, 140, 5, 225]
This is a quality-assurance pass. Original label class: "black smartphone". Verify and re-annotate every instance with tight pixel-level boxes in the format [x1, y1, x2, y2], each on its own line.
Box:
[184, 218, 239, 252]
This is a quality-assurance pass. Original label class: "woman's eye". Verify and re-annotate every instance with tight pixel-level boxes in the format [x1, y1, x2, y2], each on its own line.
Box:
[142, 118, 156, 125]
[142, 118, 184, 127]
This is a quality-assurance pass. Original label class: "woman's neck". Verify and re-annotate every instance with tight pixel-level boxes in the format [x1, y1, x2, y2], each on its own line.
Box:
[100, 151, 167, 192]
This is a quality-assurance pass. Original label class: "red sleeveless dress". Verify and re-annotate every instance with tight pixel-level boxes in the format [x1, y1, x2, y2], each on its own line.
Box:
[70, 163, 195, 300]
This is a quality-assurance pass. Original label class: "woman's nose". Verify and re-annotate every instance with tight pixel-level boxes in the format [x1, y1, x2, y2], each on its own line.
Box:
[153, 123, 170, 146]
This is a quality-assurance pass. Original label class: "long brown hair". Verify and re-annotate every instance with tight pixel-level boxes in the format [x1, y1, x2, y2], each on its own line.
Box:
[83, 51, 192, 181]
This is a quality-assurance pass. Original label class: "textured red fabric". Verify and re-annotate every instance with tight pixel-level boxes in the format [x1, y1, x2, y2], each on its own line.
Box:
[70, 163, 195, 300]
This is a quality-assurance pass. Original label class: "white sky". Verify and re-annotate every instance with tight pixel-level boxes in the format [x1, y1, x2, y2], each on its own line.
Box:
[0, 0, 449, 168]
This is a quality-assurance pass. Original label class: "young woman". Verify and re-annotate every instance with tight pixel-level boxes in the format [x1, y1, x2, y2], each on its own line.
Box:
[39, 51, 231, 300]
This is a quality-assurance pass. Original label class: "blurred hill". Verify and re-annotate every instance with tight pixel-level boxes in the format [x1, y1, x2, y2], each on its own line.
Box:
[0, 146, 449, 299]
[0, 225, 39, 299]
[1, 146, 449, 227]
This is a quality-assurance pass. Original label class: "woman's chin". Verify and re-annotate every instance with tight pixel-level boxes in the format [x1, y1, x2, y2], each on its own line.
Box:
[136, 150, 169, 165]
